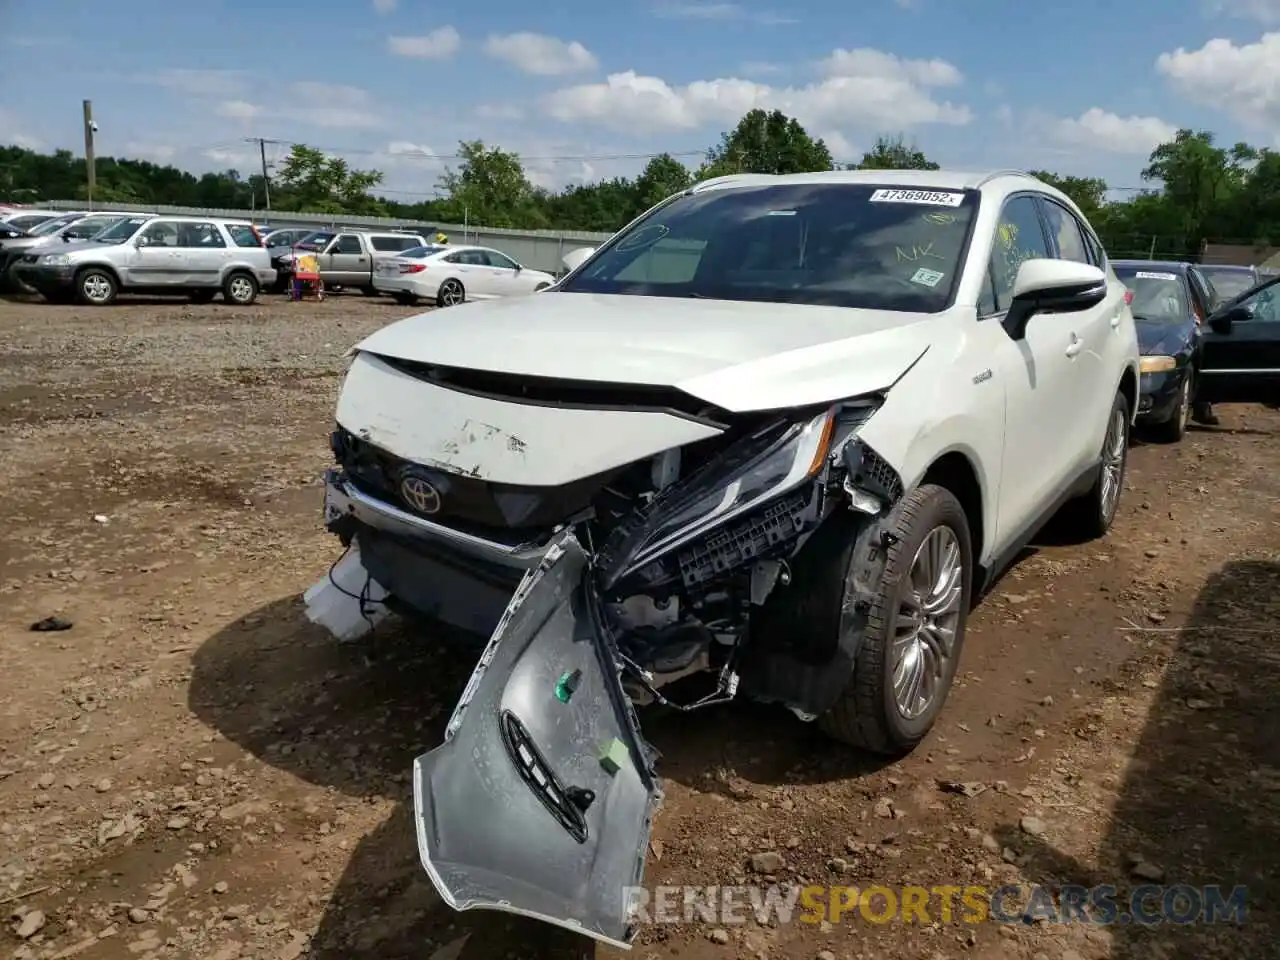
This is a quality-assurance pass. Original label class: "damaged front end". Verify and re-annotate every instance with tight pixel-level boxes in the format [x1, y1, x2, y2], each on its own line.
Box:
[406, 397, 905, 946]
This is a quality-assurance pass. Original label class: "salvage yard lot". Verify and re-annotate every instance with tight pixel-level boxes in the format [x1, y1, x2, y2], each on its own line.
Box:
[0, 294, 1277, 960]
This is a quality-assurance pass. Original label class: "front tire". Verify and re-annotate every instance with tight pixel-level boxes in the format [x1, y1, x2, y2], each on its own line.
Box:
[819, 485, 973, 754]
[1151, 371, 1191, 443]
[1063, 390, 1130, 539]
[75, 268, 118, 306]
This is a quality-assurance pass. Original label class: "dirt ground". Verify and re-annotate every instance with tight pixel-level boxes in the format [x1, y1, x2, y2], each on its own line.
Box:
[0, 292, 1277, 960]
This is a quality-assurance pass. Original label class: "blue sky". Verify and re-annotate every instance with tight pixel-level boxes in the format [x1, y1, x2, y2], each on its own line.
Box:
[3, 0, 1280, 199]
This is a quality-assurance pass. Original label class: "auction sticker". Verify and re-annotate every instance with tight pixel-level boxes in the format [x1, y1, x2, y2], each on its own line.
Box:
[911, 267, 946, 287]
[1135, 271, 1177, 280]
[870, 189, 964, 207]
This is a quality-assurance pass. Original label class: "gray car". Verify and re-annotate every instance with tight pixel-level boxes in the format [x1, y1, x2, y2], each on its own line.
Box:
[14, 216, 276, 306]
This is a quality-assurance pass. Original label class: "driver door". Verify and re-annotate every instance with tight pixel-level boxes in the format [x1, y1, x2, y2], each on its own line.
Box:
[126, 220, 184, 286]
[1197, 279, 1280, 403]
[478, 248, 525, 296]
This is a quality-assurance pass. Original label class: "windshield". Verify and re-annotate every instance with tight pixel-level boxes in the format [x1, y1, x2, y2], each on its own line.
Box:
[559, 183, 977, 311]
[61, 215, 124, 239]
[400, 244, 447, 258]
[31, 214, 83, 236]
[1199, 266, 1257, 303]
[1114, 267, 1189, 322]
[93, 217, 152, 243]
[295, 231, 334, 250]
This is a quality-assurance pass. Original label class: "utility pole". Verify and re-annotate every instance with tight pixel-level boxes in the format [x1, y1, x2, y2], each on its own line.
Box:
[82, 100, 96, 211]
[244, 137, 282, 219]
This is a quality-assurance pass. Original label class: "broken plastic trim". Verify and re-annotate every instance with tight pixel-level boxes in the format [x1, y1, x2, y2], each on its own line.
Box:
[413, 531, 662, 948]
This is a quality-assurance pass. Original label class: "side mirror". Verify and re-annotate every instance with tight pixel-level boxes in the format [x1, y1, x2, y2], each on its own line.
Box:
[1004, 259, 1107, 340]
[513, 263, 522, 272]
[561, 246, 596, 273]
[1209, 305, 1247, 334]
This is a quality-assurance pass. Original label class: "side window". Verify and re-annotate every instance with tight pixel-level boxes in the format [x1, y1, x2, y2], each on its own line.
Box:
[334, 235, 363, 254]
[176, 222, 226, 247]
[484, 250, 519, 270]
[990, 196, 1052, 312]
[1236, 283, 1279, 323]
[461, 250, 489, 266]
[1186, 270, 1211, 319]
[443, 252, 464, 264]
[1082, 227, 1105, 268]
[226, 224, 263, 248]
[138, 221, 179, 247]
[370, 236, 414, 252]
[1040, 199, 1089, 263]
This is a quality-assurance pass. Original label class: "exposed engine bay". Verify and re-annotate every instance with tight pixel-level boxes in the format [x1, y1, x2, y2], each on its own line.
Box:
[320, 362, 905, 720]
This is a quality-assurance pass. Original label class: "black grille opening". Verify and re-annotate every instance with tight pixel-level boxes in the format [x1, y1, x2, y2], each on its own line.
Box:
[369, 354, 730, 426]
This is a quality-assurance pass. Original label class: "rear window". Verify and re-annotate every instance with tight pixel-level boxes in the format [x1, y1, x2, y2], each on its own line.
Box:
[296, 231, 334, 250]
[1114, 266, 1189, 322]
[226, 224, 264, 248]
[369, 235, 421, 252]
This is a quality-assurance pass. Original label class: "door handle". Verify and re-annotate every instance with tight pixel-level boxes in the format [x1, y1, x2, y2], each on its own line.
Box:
[1110, 311, 1121, 328]
[1065, 339, 1083, 358]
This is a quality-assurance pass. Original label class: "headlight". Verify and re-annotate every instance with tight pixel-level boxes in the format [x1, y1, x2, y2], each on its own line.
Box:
[604, 406, 842, 584]
[1139, 355, 1177, 374]
[40, 254, 71, 266]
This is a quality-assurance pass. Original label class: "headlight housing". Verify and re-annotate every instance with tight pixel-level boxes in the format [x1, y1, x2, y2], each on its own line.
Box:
[1139, 355, 1177, 374]
[602, 403, 878, 588]
[40, 254, 71, 266]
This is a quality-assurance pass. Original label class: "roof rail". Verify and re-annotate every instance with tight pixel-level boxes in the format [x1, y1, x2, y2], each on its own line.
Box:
[976, 169, 1039, 188]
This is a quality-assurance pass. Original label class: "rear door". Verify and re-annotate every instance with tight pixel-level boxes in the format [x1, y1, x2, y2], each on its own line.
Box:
[174, 221, 232, 287]
[1198, 277, 1280, 403]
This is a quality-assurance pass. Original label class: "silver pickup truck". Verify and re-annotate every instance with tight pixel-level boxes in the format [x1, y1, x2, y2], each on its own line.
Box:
[273, 229, 427, 294]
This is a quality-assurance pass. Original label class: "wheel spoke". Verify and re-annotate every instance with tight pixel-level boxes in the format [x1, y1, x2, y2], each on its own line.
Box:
[891, 523, 966, 721]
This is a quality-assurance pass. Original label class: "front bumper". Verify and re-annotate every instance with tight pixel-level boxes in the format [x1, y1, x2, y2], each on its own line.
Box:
[12, 262, 75, 291]
[1137, 370, 1184, 422]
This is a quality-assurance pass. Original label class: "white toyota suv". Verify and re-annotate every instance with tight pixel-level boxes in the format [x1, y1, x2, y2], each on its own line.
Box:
[310, 169, 1140, 946]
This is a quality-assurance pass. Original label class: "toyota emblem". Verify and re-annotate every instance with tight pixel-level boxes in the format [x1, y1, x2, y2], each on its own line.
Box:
[399, 471, 442, 515]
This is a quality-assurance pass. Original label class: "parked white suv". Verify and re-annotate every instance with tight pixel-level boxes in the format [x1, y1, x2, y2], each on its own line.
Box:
[15, 216, 275, 306]
[309, 169, 1140, 946]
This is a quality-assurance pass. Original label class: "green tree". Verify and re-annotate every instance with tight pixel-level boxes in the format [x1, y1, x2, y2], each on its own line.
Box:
[631, 153, 693, 214]
[1027, 170, 1109, 221]
[852, 135, 939, 171]
[274, 144, 385, 215]
[1141, 130, 1254, 255]
[437, 140, 543, 229]
[697, 109, 834, 178]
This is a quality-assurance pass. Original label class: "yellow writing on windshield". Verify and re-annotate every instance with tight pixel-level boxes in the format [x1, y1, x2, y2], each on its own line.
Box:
[895, 241, 946, 262]
[923, 212, 956, 225]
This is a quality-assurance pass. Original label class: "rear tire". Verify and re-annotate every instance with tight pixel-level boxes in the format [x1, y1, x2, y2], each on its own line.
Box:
[75, 268, 117, 306]
[818, 485, 973, 755]
[223, 272, 259, 306]
[1061, 390, 1130, 540]
[437, 278, 465, 307]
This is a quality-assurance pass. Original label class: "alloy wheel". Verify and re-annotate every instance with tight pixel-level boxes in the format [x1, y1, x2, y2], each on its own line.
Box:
[1099, 407, 1127, 521]
[228, 277, 254, 303]
[891, 525, 965, 720]
[82, 274, 112, 304]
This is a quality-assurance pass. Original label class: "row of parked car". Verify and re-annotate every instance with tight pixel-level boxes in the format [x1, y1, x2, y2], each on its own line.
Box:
[0, 208, 558, 307]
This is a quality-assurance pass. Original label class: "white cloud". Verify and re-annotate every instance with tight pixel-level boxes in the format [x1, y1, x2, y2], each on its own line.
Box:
[544, 49, 971, 136]
[125, 142, 177, 163]
[1051, 107, 1177, 154]
[202, 145, 256, 168]
[819, 130, 858, 163]
[482, 32, 598, 76]
[1157, 33, 1280, 127]
[140, 69, 249, 98]
[372, 0, 396, 12]
[388, 27, 461, 60]
[286, 82, 384, 128]
[0, 107, 41, 150]
[1205, 0, 1280, 21]
[740, 61, 784, 76]
[215, 100, 264, 122]
[817, 47, 962, 87]
[652, 2, 796, 23]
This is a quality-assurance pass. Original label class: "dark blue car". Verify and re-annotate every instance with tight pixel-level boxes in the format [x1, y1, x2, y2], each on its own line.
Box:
[1112, 260, 1214, 442]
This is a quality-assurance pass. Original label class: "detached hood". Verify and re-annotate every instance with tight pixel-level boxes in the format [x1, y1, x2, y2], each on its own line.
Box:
[353, 292, 939, 413]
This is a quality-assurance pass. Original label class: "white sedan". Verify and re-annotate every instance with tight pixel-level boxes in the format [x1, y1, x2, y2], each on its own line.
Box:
[372, 243, 557, 307]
